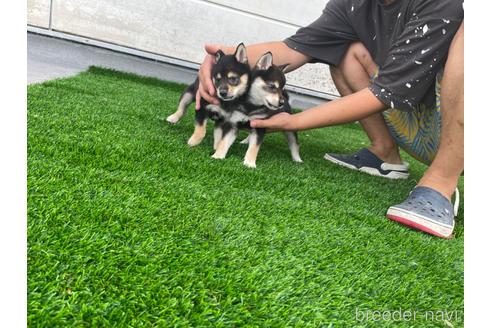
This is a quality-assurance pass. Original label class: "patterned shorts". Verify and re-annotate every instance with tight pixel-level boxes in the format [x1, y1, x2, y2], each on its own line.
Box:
[375, 71, 442, 166]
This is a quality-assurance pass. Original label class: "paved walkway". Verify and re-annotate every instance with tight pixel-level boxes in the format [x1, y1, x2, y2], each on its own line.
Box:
[27, 32, 197, 85]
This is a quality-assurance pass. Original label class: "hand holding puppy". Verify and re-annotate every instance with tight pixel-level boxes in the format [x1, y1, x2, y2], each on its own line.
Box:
[250, 112, 295, 131]
[196, 44, 222, 109]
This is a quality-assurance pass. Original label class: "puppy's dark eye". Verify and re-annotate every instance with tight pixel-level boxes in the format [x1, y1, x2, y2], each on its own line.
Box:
[228, 77, 239, 85]
[266, 82, 277, 90]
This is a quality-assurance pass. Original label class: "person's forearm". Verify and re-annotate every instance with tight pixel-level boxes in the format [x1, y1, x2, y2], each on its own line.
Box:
[221, 41, 310, 72]
[289, 88, 387, 130]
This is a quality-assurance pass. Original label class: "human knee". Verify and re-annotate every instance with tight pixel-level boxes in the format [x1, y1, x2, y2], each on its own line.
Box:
[349, 42, 371, 61]
[339, 42, 377, 76]
[339, 42, 366, 67]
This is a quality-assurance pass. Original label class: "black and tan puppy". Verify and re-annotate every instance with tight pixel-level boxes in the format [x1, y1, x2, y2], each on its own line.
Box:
[221, 52, 302, 168]
[166, 43, 251, 148]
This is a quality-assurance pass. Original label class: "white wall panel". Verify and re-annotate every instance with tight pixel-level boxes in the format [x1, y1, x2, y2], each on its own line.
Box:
[205, 0, 327, 27]
[41, 0, 337, 96]
[27, 0, 51, 28]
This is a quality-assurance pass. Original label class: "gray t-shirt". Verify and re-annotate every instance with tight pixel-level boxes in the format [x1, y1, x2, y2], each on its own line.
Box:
[284, 0, 463, 111]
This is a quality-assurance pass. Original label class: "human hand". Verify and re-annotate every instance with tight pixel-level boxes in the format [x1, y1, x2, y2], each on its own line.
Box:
[195, 44, 222, 109]
[250, 112, 295, 131]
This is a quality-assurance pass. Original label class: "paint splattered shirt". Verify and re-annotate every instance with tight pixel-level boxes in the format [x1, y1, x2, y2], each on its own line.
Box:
[284, 0, 463, 112]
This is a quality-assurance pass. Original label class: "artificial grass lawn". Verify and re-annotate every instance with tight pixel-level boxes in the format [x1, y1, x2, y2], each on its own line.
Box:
[28, 67, 464, 327]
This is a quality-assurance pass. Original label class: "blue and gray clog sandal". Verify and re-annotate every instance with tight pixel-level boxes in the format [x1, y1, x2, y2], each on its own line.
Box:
[387, 186, 460, 239]
[324, 148, 409, 179]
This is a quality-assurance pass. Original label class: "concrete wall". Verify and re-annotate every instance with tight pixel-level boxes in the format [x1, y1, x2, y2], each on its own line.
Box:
[27, 0, 51, 28]
[27, 0, 338, 97]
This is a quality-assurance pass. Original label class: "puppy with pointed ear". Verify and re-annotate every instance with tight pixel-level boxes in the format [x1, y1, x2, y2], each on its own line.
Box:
[242, 53, 301, 168]
[277, 63, 290, 73]
[215, 49, 225, 63]
[234, 43, 249, 65]
[255, 53, 291, 73]
[248, 52, 291, 111]
[255, 52, 273, 71]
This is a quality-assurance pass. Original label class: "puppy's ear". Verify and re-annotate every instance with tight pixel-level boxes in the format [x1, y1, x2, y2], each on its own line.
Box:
[277, 63, 290, 73]
[234, 43, 248, 64]
[215, 50, 225, 63]
[255, 52, 273, 71]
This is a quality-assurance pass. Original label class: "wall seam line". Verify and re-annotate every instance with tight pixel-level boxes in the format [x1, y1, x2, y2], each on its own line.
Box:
[48, 0, 54, 30]
[194, 0, 303, 29]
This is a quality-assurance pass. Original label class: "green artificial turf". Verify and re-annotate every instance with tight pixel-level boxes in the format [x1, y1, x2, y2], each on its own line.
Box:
[28, 67, 464, 327]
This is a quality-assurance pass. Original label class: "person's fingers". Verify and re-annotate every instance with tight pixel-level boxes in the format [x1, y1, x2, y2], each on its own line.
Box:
[202, 55, 216, 96]
[198, 54, 216, 96]
[250, 119, 277, 132]
[204, 44, 221, 56]
[251, 112, 292, 130]
[196, 83, 219, 109]
[196, 84, 207, 110]
[195, 44, 224, 111]
[250, 119, 269, 129]
[200, 83, 216, 104]
[195, 89, 201, 110]
[205, 75, 215, 97]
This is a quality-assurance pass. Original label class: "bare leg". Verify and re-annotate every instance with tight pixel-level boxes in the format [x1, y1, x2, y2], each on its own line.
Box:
[417, 23, 464, 200]
[331, 42, 402, 164]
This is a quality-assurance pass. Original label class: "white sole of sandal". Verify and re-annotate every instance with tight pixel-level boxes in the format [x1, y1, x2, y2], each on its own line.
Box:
[387, 206, 454, 238]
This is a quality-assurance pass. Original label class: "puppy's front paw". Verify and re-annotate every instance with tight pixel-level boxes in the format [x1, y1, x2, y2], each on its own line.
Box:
[187, 135, 204, 147]
[211, 152, 226, 160]
[292, 157, 304, 163]
[243, 160, 257, 169]
[166, 114, 180, 124]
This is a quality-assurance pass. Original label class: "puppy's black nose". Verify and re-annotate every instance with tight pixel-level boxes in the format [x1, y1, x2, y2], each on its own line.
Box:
[279, 98, 285, 106]
[219, 90, 228, 98]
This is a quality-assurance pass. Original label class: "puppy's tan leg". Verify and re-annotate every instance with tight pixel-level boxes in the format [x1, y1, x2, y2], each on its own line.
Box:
[284, 132, 303, 163]
[212, 128, 237, 159]
[213, 127, 223, 150]
[167, 92, 194, 124]
[243, 129, 265, 168]
[187, 119, 207, 147]
[244, 142, 260, 169]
